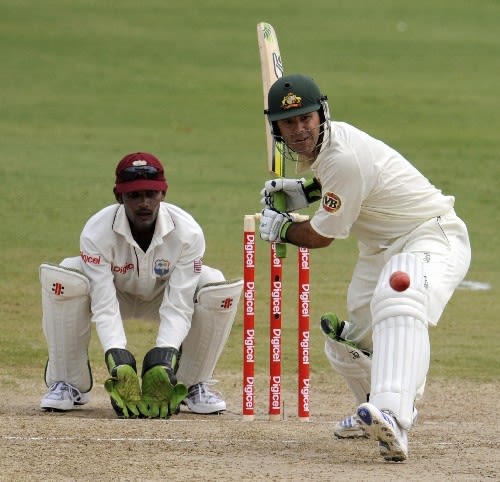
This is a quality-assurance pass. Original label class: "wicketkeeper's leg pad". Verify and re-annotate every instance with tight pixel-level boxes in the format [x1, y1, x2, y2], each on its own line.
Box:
[176, 278, 244, 387]
[40, 263, 92, 393]
[369, 252, 429, 430]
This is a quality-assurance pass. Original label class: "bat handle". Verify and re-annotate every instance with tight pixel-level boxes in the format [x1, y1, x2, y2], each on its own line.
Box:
[274, 190, 287, 258]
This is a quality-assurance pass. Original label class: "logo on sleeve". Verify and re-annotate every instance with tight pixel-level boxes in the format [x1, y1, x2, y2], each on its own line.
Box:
[80, 250, 101, 265]
[322, 192, 342, 213]
[193, 258, 203, 273]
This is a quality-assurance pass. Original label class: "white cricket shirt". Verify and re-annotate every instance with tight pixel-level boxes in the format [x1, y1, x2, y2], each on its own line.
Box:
[310, 121, 454, 248]
[79, 202, 205, 351]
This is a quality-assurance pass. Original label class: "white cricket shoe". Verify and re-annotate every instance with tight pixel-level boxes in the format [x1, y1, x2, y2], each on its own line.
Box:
[183, 382, 226, 414]
[336, 406, 418, 439]
[356, 402, 408, 462]
[334, 414, 368, 439]
[40, 381, 90, 411]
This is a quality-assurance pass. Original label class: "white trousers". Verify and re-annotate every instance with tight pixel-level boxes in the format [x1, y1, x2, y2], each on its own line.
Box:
[345, 209, 471, 351]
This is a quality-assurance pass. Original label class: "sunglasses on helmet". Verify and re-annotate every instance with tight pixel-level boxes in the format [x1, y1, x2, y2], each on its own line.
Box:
[118, 165, 160, 181]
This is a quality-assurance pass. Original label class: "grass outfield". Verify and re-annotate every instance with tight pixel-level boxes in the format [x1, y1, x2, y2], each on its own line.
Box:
[0, 0, 498, 395]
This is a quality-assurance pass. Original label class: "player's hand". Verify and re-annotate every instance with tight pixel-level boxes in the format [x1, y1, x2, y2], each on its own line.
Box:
[104, 364, 144, 418]
[140, 347, 187, 418]
[259, 208, 293, 243]
[260, 178, 308, 212]
[141, 366, 188, 418]
[260, 177, 321, 212]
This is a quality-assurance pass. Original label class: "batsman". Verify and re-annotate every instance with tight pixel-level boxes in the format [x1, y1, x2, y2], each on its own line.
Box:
[258, 74, 471, 461]
[39, 152, 243, 418]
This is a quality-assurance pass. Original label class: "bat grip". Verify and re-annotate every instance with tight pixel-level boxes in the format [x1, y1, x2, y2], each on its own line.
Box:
[274, 190, 287, 258]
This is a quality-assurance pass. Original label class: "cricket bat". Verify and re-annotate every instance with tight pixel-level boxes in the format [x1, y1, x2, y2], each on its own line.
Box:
[257, 22, 287, 258]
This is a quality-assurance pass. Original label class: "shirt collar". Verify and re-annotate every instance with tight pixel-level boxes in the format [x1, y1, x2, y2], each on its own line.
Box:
[113, 203, 175, 248]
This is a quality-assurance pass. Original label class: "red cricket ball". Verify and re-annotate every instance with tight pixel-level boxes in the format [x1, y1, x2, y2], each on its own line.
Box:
[389, 271, 410, 292]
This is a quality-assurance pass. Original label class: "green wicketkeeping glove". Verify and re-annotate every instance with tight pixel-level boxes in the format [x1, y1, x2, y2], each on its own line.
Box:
[104, 348, 145, 418]
[140, 347, 187, 418]
[141, 365, 188, 418]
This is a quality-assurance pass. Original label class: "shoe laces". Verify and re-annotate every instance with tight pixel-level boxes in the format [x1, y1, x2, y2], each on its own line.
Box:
[381, 410, 398, 428]
[48, 381, 82, 401]
[188, 381, 223, 404]
[381, 410, 407, 440]
[341, 415, 359, 428]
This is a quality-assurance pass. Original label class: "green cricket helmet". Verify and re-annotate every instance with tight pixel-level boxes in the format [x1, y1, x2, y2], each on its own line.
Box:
[266, 74, 327, 121]
[266, 74, 331, 160]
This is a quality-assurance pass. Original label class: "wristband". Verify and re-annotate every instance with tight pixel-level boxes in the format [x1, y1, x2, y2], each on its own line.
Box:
[279, 221, 292, 242]
[303, 177, 322, 203]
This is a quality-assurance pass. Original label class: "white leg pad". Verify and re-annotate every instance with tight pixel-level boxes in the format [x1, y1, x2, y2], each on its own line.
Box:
[369, 253, 429, 429]
[40, 263, 92, 392]
[176, 279, 243, 387]
[324, 336, 371, 405]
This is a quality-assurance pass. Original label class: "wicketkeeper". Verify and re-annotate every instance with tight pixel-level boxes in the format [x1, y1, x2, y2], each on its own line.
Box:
[40, 152, 243, 418]
[258, 74, 471, 461]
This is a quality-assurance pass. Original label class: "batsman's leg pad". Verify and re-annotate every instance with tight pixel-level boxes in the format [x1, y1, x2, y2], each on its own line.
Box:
[369, 253, 430, 430]
[40, 263, 92, 393]
[176, 278, 244, 387]
[323, 335, 371, 406]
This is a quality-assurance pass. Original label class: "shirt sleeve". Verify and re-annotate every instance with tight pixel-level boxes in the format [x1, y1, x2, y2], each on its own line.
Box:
[79, 235, 127, 351]
[156, 228, 205, 348]
[310, 147, 365, 239]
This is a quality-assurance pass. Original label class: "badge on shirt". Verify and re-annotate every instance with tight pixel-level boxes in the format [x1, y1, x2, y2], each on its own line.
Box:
[154, 259, 170, 277]
[322, 191, 342, 213]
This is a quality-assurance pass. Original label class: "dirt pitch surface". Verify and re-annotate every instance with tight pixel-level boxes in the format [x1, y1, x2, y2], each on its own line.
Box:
[1, 374, 498, 481]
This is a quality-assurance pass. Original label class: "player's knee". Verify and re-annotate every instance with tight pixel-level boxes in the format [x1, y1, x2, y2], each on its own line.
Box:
[59, 256, 83, 271]
[194, 279, 243, 315]
[371, 253, 428, 327]
[198, 265, 225, 286]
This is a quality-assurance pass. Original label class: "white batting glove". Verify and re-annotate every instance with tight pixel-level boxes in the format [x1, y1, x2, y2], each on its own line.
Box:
[259, 208, 293, 243]
[260, 177, 322, 212]
[260, 178, 308, 212]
